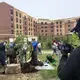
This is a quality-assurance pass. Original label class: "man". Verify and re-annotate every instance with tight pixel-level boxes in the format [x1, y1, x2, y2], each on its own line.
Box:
[29, 38, 43, 66]
[29, 38, 38, 66]
[0, 41, 6, 74]
[7, 41, 16, 64]
[57, 19, 80, 80]
[37, 42, 42, 54]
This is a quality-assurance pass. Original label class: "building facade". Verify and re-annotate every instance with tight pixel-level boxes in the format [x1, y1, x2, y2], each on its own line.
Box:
[0, 2, 79, 40]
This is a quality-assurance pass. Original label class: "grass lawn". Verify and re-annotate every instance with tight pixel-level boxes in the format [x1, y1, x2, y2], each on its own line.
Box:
[38, 54, 59, 80]
[27, 51, 59, 80]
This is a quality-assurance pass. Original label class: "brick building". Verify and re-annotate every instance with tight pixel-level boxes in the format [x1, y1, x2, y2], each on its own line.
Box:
[0, 2, 79, 40]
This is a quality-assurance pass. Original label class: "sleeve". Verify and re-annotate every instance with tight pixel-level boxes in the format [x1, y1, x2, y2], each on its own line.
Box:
[57, 49, 79, 80]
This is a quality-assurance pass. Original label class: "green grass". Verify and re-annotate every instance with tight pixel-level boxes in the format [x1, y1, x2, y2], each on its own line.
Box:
[38, 54, 59, 80]
[27, 51, 59, 80]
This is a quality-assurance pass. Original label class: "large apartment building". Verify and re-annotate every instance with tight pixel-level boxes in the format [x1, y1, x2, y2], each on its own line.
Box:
[0, 2, 79, 40]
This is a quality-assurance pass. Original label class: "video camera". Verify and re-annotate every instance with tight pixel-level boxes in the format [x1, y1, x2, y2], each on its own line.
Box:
[58, 43, 74, 54]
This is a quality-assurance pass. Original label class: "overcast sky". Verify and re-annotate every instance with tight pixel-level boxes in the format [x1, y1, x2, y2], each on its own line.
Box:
[0, 0, 80, 19]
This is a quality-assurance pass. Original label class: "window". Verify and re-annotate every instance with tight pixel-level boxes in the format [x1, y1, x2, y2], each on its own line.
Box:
[51, 26, 53, 28]
[51, 22, 53, 25]
[60, 25, 62, 28]
[51, 30, 53, 32]
[29, 32, 30, 35]
[56, 26, 58, 28]
[68, 20, 70, 23]
[16, 30, 18, 34]
[20, 31, 22, 34]
[11, 30, 14, 34]
[19, 13, 21, 18]
[31, 24, 32, 27]
[29, 23, 30, 26]
[57, 29, 58, 32]
[31, 19, 32, 22]
[10, 9, 13, 14]
[16, 18, 18, 22]
[45, 26, 47, 28]
[29, 28, 30, 31]
[41, 26, 43, 28]
[56, 22, 58, 24]
[45, 34, 47, 36]
[60, 33, 62, 35]
[45, 30, 47, 32]
[68, 28, 70, 31]
[68, 25, 70, 27]
[60, 29, 62, 32]
[41, 22, 43, 25]
[16, 11, 18, 16]
[28, 18, 30, 21]
[45, 22, 47, 25]
[11, 23, 13, 27]
[16, 24, 18, 28]
[60, 21, 62, 24]
[11, 16, 13, 21]
[24, 16, 26, 19]
[20, 19, 21, 23]
[41, 30, 43, 32]
[20, 25, 22, 29]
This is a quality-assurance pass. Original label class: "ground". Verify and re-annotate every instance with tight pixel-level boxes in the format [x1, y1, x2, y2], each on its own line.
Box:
[0, 49, 59, 80]
[0, 73, 43, 80]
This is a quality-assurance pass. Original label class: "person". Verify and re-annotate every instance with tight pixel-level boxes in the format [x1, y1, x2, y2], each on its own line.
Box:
[22, 43, 28, 62]
[52, 40, 58, 55]
[29, 38, 38, 66]
[29, 38, 43, 66]
[37, 42, 42, 54]
[0, 41, 6, 74]
[46, 54, 57, 66]
[57, 19, 80, 80]
[7, 41, 16, 64]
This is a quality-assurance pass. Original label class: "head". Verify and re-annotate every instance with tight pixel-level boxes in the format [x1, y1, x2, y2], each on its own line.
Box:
[71, 18, 80, 38]
[32, 38, 35, 42]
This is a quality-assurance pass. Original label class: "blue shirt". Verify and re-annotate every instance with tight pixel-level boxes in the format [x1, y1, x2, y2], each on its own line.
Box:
[32, 41, 38, 51]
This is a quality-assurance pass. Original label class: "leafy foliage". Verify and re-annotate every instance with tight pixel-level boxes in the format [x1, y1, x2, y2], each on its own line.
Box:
[68, 33, 80, 48]
[14, 35, 27, 49]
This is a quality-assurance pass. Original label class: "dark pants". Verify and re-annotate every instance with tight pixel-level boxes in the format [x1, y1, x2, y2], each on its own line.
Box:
[0, 51, 6, 66]
[30, 51, 38, 66]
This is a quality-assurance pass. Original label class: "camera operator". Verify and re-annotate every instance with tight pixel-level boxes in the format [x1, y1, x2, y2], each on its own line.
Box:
[57, 19, 80, 80]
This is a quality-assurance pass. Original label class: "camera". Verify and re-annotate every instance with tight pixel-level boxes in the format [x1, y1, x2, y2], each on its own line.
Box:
[58, 43, 74, 54]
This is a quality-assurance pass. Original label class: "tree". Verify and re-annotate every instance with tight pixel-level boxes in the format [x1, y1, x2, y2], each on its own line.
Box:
[68, 33, 80, 48]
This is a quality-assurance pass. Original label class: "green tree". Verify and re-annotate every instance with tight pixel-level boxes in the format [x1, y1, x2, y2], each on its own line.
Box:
[68, 33, 80, 48]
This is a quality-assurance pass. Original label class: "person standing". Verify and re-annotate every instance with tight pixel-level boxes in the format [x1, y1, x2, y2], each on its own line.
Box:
[37, 42, 42, 54]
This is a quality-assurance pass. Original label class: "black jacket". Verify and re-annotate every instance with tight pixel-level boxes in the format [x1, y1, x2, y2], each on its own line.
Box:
[57, 46, 80, 80]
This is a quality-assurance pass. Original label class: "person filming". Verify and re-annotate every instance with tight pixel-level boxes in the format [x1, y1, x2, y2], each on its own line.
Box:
[57, 19, 80, 80]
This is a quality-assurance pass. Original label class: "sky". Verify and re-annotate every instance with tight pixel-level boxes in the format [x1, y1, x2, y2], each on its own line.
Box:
[0, 0, 80, 20]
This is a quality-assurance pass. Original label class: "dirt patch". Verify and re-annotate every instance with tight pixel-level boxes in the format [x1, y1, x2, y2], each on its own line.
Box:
[0, 72, 43, 80]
